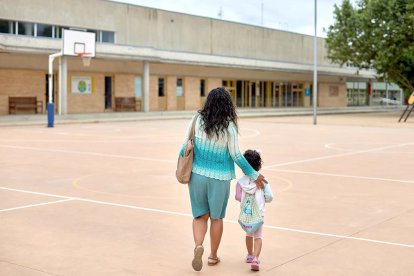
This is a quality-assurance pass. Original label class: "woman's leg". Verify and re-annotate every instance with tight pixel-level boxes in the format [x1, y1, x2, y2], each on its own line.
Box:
[193, 212, 210, 245]
[192, 213, 209, 271]
[209, 218, 223, 259]
[206, 177, 230, 261]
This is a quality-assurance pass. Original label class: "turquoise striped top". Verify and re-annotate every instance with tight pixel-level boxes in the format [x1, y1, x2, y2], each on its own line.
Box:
[179, 115, 259, 181]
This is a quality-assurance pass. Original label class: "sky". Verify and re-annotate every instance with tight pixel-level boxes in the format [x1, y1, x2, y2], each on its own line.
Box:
[111, 0, 348, 37]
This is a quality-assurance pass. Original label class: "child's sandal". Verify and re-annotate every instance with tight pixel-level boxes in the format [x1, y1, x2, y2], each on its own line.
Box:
[246, 255, 254, 263]
[251, 259, 260, 271]
[207, 256, 220, 266]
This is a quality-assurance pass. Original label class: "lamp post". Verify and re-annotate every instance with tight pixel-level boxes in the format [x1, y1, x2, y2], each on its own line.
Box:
[313, 0, 318, 125]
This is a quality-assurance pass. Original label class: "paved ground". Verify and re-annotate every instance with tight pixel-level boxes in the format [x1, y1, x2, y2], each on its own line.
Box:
[0, 112, 413, 275]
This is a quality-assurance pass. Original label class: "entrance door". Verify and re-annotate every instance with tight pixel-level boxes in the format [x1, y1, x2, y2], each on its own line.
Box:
[105, 76, 112, 109]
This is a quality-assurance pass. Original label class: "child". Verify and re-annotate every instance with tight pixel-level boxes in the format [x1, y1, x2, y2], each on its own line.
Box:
[235, 149, 273, 271]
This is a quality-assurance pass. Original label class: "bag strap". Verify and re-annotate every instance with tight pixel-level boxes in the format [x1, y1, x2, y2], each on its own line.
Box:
[188, 114, 199, 141]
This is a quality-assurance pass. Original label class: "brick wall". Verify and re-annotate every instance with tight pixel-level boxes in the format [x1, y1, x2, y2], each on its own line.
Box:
[67, 72, 105, 113]
[166, 76, 176, 111]
[0, 69, 45, 115]
[206, 78, 222, 95]
[318, 83, 347, 107]
[114, 74, 135, 97]
[149, 76, 158, 111]
[184, 77, 200, 110]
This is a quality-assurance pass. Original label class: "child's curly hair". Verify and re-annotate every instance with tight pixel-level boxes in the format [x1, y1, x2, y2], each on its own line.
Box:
[243, 149, 263, 171]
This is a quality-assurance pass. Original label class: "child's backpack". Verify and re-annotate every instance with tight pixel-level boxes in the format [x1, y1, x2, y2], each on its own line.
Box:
[238, 193, 263, 234]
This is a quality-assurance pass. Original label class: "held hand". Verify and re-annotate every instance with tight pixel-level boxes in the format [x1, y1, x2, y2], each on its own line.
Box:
[255, 174, 267, 189]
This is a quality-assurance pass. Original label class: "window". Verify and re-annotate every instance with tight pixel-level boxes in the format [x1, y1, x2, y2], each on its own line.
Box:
[0, 20, 14, 34]
[176, 78, 183, 97]
[134, 76, 142, 98]
[0, 20, 115, 43]
[55, 26, 64, 38]
[18, 22, 34, 36]
[200, 79, 206, 97]
[101, 31, 115, 43]
[36, 23, 53, 38]
[158, 78, 165, 97]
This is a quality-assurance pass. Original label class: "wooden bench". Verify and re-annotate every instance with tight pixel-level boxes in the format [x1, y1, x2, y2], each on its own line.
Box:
[115, 97, 137, 112]
[9, 96, 43, 114]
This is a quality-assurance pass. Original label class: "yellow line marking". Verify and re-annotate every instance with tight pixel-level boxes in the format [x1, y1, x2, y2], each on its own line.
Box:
[261, 174, 293, 192]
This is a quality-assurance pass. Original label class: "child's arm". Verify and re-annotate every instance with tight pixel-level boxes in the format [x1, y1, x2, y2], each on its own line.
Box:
[235, 182, 242, 202]
[264, 183, 273, 203]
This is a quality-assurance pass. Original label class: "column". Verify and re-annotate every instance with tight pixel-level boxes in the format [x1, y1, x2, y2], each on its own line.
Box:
[58, 57, 62, 115]
[143, 61, 150, 112]
[61, 57, 68, 114]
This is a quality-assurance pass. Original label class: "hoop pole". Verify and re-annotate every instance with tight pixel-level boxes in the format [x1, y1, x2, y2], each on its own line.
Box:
[48, 52, 62, 128]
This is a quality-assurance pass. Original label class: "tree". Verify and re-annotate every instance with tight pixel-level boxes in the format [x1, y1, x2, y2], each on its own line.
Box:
[326, 0, 414, 94]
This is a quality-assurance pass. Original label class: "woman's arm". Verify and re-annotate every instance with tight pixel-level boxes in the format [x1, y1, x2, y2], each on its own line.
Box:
[227, 122, 260, 180]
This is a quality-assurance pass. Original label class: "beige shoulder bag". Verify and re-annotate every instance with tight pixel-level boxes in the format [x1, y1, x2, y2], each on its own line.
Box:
[176, 114, 199, 184]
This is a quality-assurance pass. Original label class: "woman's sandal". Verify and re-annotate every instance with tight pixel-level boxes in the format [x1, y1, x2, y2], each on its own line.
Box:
[192, 245, 204, 271]
[207, 256, 221, 266]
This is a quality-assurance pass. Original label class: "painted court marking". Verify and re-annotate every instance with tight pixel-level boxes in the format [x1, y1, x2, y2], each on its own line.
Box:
[1, 186, 414, 249]
[265, 168, 414, 185]
[71, 173, 187, 200]
[325, 143, 414, 154]
[0, 145, 175, 164]
[263, 143, 413, 169]
[0, 198, 75, 213]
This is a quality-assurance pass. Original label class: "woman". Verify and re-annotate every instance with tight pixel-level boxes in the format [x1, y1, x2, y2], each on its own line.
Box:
[179, 87, 266, 271]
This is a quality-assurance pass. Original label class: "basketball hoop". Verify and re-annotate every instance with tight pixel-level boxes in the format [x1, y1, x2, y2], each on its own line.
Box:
[77, 52, 92, 67]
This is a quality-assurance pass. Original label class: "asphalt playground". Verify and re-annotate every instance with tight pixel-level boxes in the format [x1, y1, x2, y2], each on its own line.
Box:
[1, 111, 413, 275]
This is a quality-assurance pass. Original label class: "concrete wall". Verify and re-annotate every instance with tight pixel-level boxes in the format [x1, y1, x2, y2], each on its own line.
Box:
[0, 0, 330, 66]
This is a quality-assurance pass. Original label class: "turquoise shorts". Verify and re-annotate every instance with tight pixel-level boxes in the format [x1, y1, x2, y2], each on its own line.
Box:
[188, 173, 231, 219]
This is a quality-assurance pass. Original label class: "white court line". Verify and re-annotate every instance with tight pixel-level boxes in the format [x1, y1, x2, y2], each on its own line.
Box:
[0, 186, 72, 199]
[1, 186, 413, 249]
[266, 168, 414, 184]
[0, 198, 75, 212]
[0, 145, 175, 164]
[325, 143, 414, 154]
[263, 143, 413, 169]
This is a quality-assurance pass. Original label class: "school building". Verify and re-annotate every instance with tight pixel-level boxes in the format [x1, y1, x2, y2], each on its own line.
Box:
[0, 0, 402, 115]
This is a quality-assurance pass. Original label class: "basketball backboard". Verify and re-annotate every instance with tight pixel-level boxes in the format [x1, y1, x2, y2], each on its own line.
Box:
[62, 29, 96, 57]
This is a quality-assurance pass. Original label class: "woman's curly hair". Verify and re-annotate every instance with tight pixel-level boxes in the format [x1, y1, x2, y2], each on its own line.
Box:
[198, 87, 238, 139]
